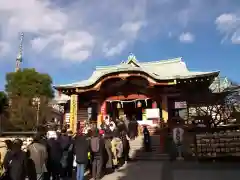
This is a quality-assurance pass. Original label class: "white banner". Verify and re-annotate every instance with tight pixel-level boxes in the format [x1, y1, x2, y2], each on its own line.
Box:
[174, 101, 187, 109]
[146, 108, 160, 119]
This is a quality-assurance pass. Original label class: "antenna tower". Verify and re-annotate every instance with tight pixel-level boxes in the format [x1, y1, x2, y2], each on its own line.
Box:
[15, 32, 24, 72]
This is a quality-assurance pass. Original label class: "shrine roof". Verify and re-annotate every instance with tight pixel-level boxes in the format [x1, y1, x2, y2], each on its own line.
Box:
[54, 56, 219, 89]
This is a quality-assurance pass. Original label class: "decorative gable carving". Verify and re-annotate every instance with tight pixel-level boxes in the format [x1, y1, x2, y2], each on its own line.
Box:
[126, 53, 140, 67]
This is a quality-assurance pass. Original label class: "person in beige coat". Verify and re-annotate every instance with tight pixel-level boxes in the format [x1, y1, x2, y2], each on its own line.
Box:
[0, 140, 12, 163]
[111, 136, 123, 167]
[0, 140, 12, 175]
[27, 135, 48, 180]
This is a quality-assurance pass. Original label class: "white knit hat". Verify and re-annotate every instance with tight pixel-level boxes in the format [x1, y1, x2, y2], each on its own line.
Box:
[47, 130, 57, 139]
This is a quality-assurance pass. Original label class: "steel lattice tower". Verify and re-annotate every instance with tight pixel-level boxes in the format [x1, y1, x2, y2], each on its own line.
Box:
[15, 32, 24, 72]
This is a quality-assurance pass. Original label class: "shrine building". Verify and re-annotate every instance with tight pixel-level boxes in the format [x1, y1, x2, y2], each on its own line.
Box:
[54, 54, 219, 133]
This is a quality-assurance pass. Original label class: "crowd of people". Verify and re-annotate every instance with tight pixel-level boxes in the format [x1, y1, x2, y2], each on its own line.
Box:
[0, 117, 145, 180]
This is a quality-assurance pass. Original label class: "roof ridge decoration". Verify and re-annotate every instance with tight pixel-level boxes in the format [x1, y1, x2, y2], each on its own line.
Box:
[96, 57, 183, 70]
[96, 53, 141, 70]
[126, 53, 139, 64]
[54, 56, 220, 89]
[140, 57, 182, 65]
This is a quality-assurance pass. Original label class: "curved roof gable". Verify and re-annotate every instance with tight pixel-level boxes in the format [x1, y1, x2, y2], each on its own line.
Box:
[55, 56, 219, 88]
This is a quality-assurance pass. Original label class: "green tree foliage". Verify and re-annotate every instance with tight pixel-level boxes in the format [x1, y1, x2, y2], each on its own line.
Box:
[5, 68, 54, 131]
[0, 91, 7, 114]
[0, 91, 9, 131]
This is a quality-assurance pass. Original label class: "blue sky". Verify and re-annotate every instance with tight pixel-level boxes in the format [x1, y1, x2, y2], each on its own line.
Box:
[0, 0, 240, 91]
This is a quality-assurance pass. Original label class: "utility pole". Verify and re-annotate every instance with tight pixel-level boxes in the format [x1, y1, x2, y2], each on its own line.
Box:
[15, 32, 24, 72]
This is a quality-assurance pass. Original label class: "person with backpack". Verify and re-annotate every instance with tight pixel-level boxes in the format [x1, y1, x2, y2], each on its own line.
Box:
[59, 129, 73, 179]
[90, 129, 105, 180]
[74, 130, 89, 180]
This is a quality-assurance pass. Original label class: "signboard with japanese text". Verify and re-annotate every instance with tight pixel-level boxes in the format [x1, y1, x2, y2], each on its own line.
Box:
[146, 108, 160, 119]
[69, 95, 78, 133]
[174, 101, 187, 109]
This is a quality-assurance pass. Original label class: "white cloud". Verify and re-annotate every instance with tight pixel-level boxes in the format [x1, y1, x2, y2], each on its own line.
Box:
[103, 41, 127, 57]
[31, 31, 95, 61]
[102, 21, 145, 56]
[0, 42, 10, 56]
[0, 0, 68, 37]
[59, 31, 94, 61]
[179, 32, 195, 43]
[215, 13, 240, 44]
[120, 21, 146, 36]
[0, 0, 237, 69]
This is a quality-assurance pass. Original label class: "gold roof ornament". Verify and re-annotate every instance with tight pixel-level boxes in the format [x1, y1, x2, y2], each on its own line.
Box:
[128, 53, 137, 62]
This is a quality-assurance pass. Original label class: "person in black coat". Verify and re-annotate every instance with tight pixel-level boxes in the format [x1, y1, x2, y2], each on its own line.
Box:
[3, 139, 29, 180]
[66, 132, 74, 179]
[143, 126, 151, 152]
[58, 129, 72, 179]
[90, 130, 105, 180]
[74, 132, 89, 180]
[47, 137, 62, 180]
[120, 130, 130, 164]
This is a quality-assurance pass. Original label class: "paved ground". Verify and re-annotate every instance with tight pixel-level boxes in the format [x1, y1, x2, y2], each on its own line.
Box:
[101, 161, 163, 180]
[98, 161, 240, 180]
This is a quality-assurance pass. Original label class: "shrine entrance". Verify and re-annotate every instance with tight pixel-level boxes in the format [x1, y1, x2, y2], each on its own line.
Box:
[98, 75, 165, 135]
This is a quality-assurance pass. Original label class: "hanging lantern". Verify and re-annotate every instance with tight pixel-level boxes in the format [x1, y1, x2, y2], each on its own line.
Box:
[117, 102, 121, 109]
[145, 99, 148, 107]
[137, 101, 142, 108]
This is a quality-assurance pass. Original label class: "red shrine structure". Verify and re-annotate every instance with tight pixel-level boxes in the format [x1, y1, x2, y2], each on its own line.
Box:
[54, 54, 219, 134]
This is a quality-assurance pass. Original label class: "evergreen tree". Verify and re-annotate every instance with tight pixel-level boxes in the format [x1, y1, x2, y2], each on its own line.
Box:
[5, 68, 54, 131]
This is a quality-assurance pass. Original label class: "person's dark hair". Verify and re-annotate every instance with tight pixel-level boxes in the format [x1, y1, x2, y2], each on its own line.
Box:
[33, 134, 42, 142]
[104, 130, 113, 139]
[12, 139, 23, 150]
[92, 128, 99, 137]
[87, 130, 92, 137]
[113, 130, 120, 138]
[61, 128, 67, 134]
[4, 140, 12, 150]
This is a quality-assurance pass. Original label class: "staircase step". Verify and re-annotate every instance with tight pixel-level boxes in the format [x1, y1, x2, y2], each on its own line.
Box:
[128, 135, 168, 161]
[133, 153, 170, 161]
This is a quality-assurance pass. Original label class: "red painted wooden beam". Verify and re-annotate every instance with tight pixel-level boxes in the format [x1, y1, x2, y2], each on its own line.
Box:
[106, 94, 149, 101]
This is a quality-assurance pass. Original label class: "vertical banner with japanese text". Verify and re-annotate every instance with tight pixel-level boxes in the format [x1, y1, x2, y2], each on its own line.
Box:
[69, 94, 78, 134]
[98, 101, 106, 128]
[100, 101, 107, 116]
